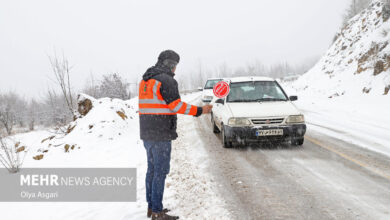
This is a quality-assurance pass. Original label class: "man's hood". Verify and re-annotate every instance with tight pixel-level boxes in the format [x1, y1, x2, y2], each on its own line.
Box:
[143, 64, 174, 81]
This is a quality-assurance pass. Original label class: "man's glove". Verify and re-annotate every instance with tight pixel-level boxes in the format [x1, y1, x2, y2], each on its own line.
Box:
[202, 105, 213, 114]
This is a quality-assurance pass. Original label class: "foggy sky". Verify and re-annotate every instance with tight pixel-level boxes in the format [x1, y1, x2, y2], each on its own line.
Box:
[0, 0, 350, 99]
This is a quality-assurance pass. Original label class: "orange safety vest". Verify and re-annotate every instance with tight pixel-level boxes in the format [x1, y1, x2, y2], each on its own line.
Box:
[139, 79, 198, 116]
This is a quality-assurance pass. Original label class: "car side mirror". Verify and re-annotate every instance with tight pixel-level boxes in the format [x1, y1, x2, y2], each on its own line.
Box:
[198, 87, 203, 91]
[289, 96, 298, 101]
[215, 99, 225, 105]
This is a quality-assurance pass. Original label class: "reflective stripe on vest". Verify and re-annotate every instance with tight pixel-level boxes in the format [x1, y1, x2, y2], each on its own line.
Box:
[139, 79, 174, 115]
[138, 79, 198, 116]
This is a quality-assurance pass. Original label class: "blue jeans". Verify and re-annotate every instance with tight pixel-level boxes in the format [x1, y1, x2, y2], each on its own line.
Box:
[143, 140, 172, 213]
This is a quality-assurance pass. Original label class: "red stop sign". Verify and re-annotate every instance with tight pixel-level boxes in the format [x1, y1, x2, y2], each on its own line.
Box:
[213, 81, 230, 98]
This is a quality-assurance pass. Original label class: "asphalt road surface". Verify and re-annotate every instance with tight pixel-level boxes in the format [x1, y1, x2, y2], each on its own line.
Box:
[176, 99, 390, 220]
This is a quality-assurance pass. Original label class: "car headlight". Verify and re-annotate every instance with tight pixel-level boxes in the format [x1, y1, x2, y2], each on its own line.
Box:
[228, 118, 251, 126]
[286, 115, 305, 124]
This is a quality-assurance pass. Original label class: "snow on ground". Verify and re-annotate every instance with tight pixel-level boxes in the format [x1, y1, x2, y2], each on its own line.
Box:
[165, 94, 232, 220]
[0, 92, 230, 220]
[283, 81, 390, 157]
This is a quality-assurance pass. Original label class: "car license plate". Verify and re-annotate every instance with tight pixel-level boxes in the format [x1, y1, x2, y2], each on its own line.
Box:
[256, 129, 283, 136]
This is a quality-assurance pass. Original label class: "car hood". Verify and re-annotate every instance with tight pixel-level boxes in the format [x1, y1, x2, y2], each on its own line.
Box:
[226, 102, 301, 118]
[202, 89, 214, 97]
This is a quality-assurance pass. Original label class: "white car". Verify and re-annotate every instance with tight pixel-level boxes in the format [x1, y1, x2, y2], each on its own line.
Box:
[200, 78, 224, 103]
[210, 76, 306, 148]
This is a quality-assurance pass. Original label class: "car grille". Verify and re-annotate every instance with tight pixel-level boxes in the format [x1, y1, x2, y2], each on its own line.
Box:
[251, 118, 285, 125]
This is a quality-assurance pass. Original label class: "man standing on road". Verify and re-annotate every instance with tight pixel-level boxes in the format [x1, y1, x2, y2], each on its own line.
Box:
[138, 50, 213, 220]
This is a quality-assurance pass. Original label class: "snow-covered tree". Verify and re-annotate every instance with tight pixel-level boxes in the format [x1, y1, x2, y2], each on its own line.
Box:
[383, 0, 390, 21]
[41, 89, 72, 127]
[343, 0, 371, 25]
[27, 99, 40, 131]
[193, 60, 206, 88]
[216, 63, 232, 78]
[0, 92, 26, 135]
[82, 73, 100, 98]
[98, 73, 130, 99]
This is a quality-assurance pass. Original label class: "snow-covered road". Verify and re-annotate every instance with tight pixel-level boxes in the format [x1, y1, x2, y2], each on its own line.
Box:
[174, 96, 390, 220]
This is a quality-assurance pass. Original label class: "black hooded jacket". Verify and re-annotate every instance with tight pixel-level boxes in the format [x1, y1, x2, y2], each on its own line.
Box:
[139, 64, 202, 141]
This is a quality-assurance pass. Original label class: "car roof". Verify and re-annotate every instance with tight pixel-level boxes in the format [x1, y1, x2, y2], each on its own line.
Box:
[227, 76, 275, 83]
[205, 78, 224, 81]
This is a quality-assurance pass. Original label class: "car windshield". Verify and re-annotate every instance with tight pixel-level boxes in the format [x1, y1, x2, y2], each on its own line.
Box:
[204, 79, 222, 89]
[226, 81, 288, 102]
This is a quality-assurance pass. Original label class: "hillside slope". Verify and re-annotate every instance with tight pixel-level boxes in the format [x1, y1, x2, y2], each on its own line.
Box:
[293, 0, 390, 97]
[282, 0, 390, 157]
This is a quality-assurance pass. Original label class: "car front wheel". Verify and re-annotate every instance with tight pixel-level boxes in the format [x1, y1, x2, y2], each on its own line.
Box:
[211, 115, 220, 133]
[222, 125, 233, 148]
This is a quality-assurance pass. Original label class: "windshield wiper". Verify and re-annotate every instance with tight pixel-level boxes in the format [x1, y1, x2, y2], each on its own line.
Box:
[255, 98, 287, 102]
[229, 98, 287, 102]
[228, 99, 251, 102]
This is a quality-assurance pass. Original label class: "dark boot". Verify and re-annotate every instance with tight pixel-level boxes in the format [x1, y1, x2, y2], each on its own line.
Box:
[151, 211, 179, 220]
[147, 208, 170, 218]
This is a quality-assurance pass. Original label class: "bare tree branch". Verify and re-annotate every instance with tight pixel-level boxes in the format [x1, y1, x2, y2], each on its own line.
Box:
[48, 52, 75, 118]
